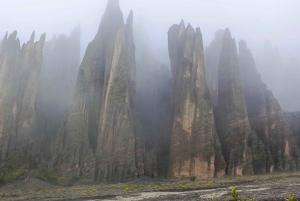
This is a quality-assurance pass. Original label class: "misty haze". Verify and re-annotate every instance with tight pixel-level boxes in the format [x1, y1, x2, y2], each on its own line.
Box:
[0, 0, 299, 200]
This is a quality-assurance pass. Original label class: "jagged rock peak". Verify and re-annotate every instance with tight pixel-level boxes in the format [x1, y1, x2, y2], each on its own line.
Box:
[106, 0, 119, 9]
[2, 32, 8, 41]
[8, 31, 18, 41]
[239, 40, 247, 50]
[30, 31, 35, 41]
[217, 28, 254, 176]
[238, 39, 299, 172]
[204, 29, 225, 107]
[168, 22, 226, 179]
[224, 28, 231, 37]
[39, 33, 46, 44]
[71, 24, 81, 37]
[127, 10, 134, 24]
[179, 19, 185, 27]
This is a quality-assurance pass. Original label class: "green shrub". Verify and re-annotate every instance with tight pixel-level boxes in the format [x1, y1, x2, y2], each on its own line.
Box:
[288, 195, 296, 201]
[190, 176, 196, 182]
[3, 166, 28, 182]
[229, 187, 239, 201]
[37, 164, 58, 183]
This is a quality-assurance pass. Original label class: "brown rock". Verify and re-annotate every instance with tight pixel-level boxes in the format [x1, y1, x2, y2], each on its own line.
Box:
[51, 0, 145, 183]
[216, 29, 253, 176]
[239, 40, 298, 171]
[168, 21, 225, 179]
[0, 31, 45, 172]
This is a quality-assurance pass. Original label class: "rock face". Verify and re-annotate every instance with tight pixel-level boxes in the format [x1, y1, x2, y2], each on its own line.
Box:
[136, 64, 172, 178]
[168, 21, 225, 179]
[284, 111, 300, 169]
[204, 30, 224, 107]
[216, 29, 253, 176]
[35, 26, 80, 153]
[239, 40, 298, 172]
[0, 31, 45, 172]
[50, 0, 144, 183]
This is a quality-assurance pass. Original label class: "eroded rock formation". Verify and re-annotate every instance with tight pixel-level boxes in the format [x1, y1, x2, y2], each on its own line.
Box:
[168, 21, 225, 179]
[284, 112, 300, 169]
[0, 31, 45, 172]
[216, 29, 253, 176]
[239, 40, 298, 172]
[35, 26, 80, 152]
[204, 29, 224, 107]
[50, 0, 144, 183]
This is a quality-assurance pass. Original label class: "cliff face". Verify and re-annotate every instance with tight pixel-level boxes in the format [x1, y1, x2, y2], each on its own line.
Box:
[136, 64, 172, 178]
[50, 0, 144, 183]
[284, 112, 300, 169]
[216, 29, 253, 176]
[35, 27, 80, 153]
[239, 40, 298, 172]
[0, 31, 45, 172]
[204, 30, 224, 107]
[168, 21, 225, 179]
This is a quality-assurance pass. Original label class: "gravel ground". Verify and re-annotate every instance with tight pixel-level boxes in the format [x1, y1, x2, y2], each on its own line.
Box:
[0, 172, 299, 200]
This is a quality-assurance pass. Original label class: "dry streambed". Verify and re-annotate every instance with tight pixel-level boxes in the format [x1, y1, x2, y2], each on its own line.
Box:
[0, 173, 299, 200]
[101, 183, 299, 201]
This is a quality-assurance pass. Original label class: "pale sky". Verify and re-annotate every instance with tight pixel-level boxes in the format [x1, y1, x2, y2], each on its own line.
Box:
[1, 0, 300, 111]
[1, 0, 299, 59]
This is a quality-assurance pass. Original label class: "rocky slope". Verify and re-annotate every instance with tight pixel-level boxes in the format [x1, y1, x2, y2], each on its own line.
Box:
[216, 29, 254, 176]
[168, 21, 225, 179]
[50, 0, 144, 183]
[239, 40, 299, 172]
[0, 31, 45, 172]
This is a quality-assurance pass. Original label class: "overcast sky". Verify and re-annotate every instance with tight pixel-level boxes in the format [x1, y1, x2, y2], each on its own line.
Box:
[1, 0, 300, 111]
[1, 0, 299, 59]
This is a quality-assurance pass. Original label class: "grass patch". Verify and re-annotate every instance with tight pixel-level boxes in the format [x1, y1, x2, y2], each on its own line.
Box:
[36, 163, 58, 183]
[0, 166, 28, 183]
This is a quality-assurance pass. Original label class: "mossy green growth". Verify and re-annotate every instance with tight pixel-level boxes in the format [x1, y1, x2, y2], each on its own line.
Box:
[0, 166, 28, 183]
[37, 163, 58, 183]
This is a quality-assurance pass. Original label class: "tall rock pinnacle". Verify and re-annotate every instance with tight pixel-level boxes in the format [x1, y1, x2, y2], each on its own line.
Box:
[50, 0, 144, 183]
[0, 31, 45, 173]
[168, 21, 225, 179]
[217, 29, 253, 176]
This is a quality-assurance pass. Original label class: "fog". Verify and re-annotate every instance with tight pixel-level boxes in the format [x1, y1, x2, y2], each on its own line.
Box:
[1, 0, 299, 111]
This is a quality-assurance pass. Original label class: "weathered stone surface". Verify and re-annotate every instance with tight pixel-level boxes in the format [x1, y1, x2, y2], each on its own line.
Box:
[204, 29, 224, 107]
[168, 21, 225, 179]
[95, 2, 144, 182]
[216, 29, 253, 176]
[239, 40, 298, 172]
[0, 31, 45, 172]
[238, 40, 270, 173]
[35, 26, 80, 153]
[284, 111, 300, 169]
[136, 64, 172, 178]
[51, 0, 144, 183]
